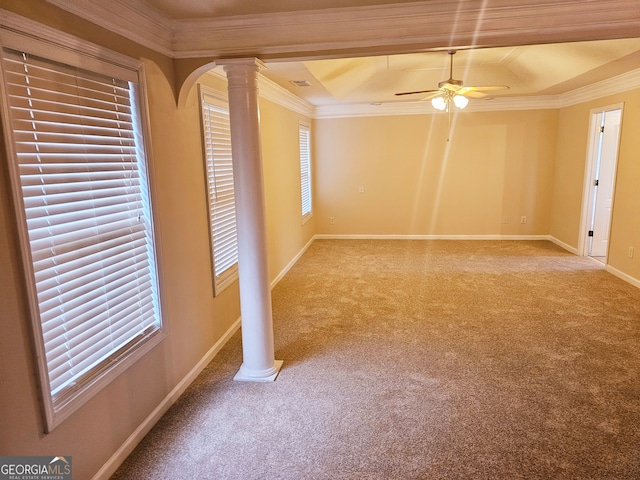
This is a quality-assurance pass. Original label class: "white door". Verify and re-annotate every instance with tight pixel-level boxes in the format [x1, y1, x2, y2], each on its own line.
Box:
[589, 109, 621, 257]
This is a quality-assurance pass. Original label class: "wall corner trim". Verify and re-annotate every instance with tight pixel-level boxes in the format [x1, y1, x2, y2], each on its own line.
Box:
[549, 236, 579, 255]
[270, 236, 316, 290]
[91, 317, 242, 480]
[606, 265, 640, 289]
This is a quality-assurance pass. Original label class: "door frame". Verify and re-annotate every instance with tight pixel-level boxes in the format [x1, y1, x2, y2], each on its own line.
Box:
[577, 102, 624, 258]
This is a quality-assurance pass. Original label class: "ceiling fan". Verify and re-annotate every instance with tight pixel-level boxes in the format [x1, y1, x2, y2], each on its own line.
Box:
[395, 50, 509, 110]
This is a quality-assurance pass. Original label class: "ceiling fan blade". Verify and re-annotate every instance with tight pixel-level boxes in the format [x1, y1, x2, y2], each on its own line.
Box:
[458, 85, 510, 94]
[395, 89, 439, 96]
[420, 91, 444, 101]
[395, 51, 509, 103]
[458, 90, 490, 99]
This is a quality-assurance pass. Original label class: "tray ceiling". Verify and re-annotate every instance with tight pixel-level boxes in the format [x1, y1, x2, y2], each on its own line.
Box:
[46, 0, 640, 107]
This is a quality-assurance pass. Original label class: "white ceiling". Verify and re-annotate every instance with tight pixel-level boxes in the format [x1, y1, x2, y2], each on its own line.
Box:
[48, 0, 640, 107]
[261, 40, 640, 106]
[140, 0, 640, 106]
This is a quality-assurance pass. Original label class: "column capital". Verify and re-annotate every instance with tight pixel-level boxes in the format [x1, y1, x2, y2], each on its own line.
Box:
[220, 57, 266, 72]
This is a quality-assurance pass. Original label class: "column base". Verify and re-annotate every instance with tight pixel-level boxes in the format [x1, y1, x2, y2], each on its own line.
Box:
[233, 360, 283, 382]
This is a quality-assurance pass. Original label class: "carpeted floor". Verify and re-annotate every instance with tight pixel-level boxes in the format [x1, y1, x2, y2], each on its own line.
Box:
[111, 240, 640, 479]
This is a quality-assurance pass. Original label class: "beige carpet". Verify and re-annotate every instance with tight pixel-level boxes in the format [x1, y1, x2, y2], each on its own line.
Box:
[112, 240, 640, 479]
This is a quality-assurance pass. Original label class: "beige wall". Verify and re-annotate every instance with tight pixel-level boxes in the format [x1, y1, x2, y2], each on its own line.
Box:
[315, 97, 640, 282]
[1, 3, 639, 480]
[609, 89, 640, 280]
[260, 99, 316, 281]
[551, 88, 640, 280]
[195, 77, 316, 282]
[549, 104, 590, 247]
[315, 110, 558, 236]
[0, 3, 312, 479]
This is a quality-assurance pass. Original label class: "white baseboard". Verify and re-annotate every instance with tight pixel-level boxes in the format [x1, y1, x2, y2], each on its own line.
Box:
[314, 234, 550, 241]
[312, 234, 640, 290]
[91, 317, 242, 480]
[93, 232, 636, 480]
[549, 236, 579, 255]
[606, 265, 640, 289]
[95, 235, 317, 479]
[547, 237, 639, 289]
[270, 235, 315, 289]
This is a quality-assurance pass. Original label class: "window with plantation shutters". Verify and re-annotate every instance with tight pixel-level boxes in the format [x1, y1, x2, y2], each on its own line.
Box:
[199, 88, 238, 295]
[0, 44, 163, 431]
[299, 123, 312, 223]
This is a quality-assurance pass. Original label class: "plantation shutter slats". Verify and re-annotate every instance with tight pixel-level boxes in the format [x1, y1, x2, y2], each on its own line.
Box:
[299, 125, 312, 219]
[2, 47, 161, 405]
[201, 94, 238, 293]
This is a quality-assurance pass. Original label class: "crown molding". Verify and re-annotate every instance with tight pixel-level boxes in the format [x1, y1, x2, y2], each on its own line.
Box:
[0, 8, 142, 73]
[23, 1, 640, 119]
[258, 76, 315, 119]
[557, 68, 640, 108]
[45, 0, 640, 61]
[171, 0, 640, 59]
[312, 97, 554, 119]
[45, 0, 174, 57]
[209, 63, 640, 119]
[314, 68, 640, 119]
[200, 72, 559, 119]
[204, 69, 315, 119]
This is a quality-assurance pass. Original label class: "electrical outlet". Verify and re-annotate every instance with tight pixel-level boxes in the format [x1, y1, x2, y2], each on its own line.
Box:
[358, 185, 365, 193]
[502, 216, 509, 224]
[629, 246, 634, 259]
[520, 216, 527, 224]
[329, 217, 335, 225]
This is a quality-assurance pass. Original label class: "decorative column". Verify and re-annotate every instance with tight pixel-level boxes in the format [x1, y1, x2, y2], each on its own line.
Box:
[222, 58, 282, 382]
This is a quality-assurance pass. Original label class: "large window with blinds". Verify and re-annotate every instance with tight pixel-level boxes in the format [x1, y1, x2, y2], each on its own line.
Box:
[0, 28, 163, 431]
[199, 86, 238, 295]
[299, 123, 313, 223]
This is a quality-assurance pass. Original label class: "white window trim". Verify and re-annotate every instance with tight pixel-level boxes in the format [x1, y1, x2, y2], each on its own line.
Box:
[0, 12, 166, 432]
[299, 122, 313, 224]
[198, 85, 239, 296]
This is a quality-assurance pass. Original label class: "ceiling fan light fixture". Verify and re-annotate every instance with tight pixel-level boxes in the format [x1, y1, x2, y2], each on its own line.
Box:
[431, 96, 447, 110]
[453, 95, 469, 109]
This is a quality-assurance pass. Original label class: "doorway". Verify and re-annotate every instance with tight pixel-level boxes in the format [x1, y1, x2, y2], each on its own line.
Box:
[579, 104, 623, 262]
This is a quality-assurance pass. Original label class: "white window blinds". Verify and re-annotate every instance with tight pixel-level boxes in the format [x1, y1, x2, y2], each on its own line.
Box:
[201, 91, 238, 294]
[1, 47, 162, 424]
[299, 124, 312, 222]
